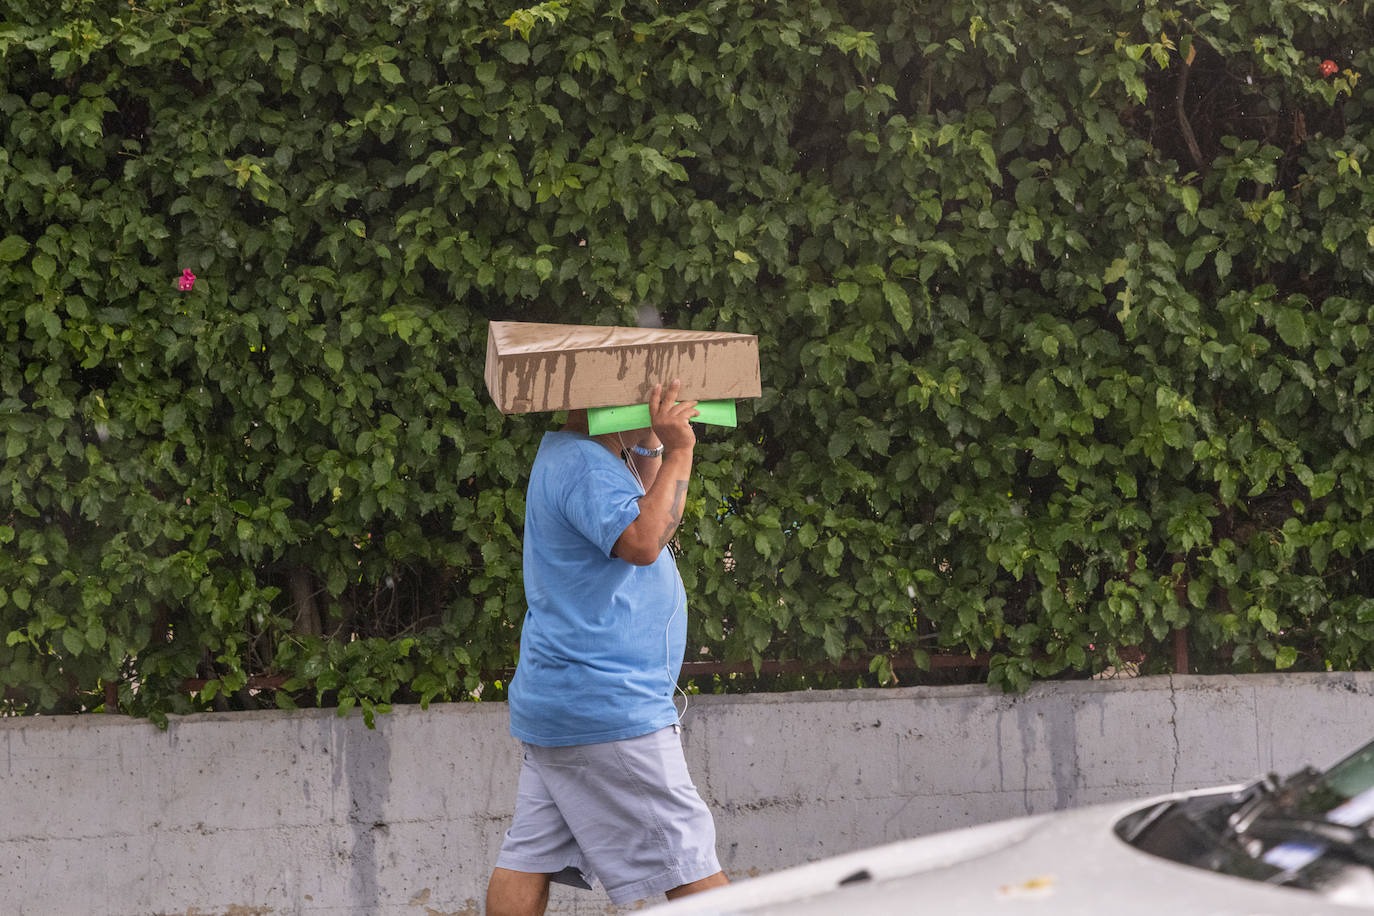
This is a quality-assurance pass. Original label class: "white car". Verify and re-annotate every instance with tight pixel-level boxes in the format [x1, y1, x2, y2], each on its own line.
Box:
[657, 738, 1374, 914]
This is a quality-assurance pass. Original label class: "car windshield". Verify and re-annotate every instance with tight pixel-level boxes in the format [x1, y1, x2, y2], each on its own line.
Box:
[1116, 738, 1374, 901]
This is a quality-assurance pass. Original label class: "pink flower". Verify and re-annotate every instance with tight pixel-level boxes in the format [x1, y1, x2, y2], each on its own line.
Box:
[178, 269, 196, 291]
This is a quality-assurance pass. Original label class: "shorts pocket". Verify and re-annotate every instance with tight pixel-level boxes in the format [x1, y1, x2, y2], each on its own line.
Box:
[532, 744, 591, 768]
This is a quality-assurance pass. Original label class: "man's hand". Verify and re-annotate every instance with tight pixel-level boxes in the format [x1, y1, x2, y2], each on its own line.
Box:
[612, 380, 699, 566]
[649, 380, 699, 455]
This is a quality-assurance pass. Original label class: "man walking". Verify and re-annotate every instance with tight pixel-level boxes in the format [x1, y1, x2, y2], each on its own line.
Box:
[486, 380, 729, 915]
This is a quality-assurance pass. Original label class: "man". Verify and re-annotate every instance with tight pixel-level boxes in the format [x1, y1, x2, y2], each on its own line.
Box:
[486, 380, 729, 915]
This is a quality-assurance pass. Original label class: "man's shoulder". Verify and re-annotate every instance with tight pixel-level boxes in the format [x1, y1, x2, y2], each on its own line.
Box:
[536, 431, 602, 467]
[539, 429, 589, 452]
[532, 432, 614, 489]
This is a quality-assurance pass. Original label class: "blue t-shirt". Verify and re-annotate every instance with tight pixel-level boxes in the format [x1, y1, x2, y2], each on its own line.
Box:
[508, 431, 687, 747]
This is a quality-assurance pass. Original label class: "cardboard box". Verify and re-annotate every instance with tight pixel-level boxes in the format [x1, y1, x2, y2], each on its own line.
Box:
[484, 321, 761, 414]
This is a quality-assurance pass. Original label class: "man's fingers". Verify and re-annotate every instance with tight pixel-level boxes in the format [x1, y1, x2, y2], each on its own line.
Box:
[649, 381, 686, 418]
[663, 399, 698, 421]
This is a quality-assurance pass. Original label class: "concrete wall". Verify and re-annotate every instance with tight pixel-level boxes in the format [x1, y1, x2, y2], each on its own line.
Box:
[4, 672, 1374, 916]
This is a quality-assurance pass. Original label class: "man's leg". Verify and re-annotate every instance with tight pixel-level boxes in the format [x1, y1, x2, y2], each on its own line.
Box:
[486, 867, 552, 916]
[541, 727, 723, 906]
[491, 747, 590, 915]
[666, 871, 729, 900]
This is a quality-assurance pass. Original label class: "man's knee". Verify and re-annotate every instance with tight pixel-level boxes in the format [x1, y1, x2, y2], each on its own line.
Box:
[487, 867, 552, 916]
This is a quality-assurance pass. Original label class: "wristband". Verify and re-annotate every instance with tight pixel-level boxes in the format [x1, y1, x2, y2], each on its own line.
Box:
[630, 444, 664, 458]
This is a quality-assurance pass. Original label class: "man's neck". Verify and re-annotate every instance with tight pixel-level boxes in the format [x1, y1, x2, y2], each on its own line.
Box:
[560, 411, 621, 455]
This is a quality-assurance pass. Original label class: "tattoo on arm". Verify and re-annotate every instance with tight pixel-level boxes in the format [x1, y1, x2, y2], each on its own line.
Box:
[656, 480, 690, 551]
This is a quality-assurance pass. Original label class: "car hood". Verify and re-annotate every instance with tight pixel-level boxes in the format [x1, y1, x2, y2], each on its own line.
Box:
[653, 790, 1374, 915]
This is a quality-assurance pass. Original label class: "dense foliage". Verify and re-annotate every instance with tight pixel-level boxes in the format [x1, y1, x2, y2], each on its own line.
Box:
[3, 0, 1374, 722]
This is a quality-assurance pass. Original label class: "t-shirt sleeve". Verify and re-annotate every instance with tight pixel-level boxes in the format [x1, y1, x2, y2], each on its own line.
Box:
[559, 460, 642, 558]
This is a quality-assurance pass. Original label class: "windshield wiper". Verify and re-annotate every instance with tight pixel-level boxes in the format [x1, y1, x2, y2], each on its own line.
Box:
[1220, 767, 1374, 880]
[1225, 768, 1322, 844]
[1244, 816, 1374, 869]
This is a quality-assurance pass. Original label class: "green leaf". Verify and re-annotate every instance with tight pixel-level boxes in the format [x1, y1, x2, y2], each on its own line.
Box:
[1179, 186, 1200, 216]
[883, 281, 913, 331]
[827, 428, 853, 459]
[62, 628, 85, 656]
[753, 530, 773, 559]
[499, 42, 530, 65]
[1215, 249, 1231, 280]
[1259, 607, 1279, 632]
[163, 403, 187, 434]
[0, 235, 29, 262]
[1274, 308, 1309, 349]
[1309, 472, 1336, 499]
[32, 253, 56, 282]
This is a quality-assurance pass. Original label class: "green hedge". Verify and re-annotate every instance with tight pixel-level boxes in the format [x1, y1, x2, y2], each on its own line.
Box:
[3, 0, 1374, 722]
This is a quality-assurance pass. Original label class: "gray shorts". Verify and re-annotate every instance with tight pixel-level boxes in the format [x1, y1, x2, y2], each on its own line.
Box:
[495, 725, 722, 905]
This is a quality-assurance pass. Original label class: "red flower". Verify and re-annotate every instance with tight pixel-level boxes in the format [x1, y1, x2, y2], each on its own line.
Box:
[1320, 59, 1339, 78]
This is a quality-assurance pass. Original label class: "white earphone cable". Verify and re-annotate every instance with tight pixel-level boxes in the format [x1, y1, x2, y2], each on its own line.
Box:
[618, 431, 687, 725]
[617, 432, 646, 494]
[667, 579, 689, 726]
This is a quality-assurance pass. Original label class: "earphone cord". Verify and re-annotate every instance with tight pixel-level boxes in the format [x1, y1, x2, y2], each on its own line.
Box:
[617, 432, 646, 494]
[667, 581, 689, 726]
[620, 432, 688, 724]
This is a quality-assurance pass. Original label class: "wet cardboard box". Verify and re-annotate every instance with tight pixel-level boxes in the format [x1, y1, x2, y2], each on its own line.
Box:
[484, 320, 761, 414]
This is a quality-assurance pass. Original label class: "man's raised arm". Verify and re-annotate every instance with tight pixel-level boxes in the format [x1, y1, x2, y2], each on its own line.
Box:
[613, 380, 699, 566]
